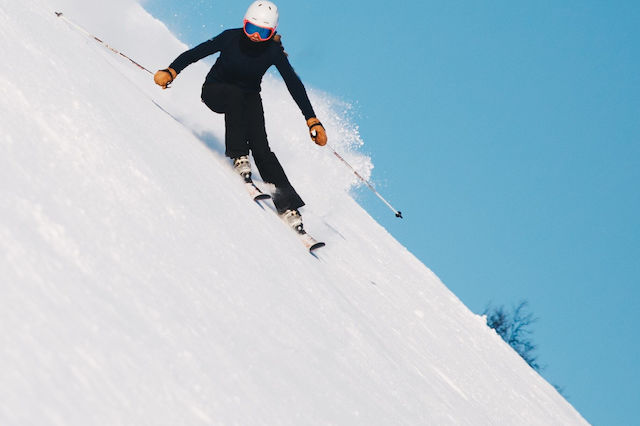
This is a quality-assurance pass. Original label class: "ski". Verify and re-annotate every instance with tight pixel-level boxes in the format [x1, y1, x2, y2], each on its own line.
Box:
[280, 209, 325, 253]
[245, 180, 271, 202]
[295, 229, 326, 252]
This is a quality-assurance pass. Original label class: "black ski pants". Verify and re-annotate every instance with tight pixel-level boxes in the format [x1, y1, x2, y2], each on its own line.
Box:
[201, 82, 304, 214]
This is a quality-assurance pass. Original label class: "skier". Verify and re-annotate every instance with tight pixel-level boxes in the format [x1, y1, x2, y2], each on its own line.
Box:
[153, 0, 327, 232]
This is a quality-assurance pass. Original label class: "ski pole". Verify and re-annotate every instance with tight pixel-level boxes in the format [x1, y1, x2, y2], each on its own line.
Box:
[327, 144, 403, 218]
[54, 12, 153, 75]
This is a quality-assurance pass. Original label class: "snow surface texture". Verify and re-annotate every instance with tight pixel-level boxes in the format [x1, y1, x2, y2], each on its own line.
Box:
[0, 0, 588, 424]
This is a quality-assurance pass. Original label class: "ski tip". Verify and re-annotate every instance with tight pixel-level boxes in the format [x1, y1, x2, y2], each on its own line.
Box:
[254, 193, 271, 201]
[309, 242, 326, 252]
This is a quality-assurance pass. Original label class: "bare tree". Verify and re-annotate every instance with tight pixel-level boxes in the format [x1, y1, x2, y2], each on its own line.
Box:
[484, 301, 540, 371]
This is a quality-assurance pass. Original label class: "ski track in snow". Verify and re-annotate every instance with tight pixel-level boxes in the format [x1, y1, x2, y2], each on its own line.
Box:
[0, 0, 588, 425]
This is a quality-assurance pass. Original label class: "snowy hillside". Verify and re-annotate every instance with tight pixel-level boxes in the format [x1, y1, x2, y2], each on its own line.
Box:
[0, 0, 588, 424]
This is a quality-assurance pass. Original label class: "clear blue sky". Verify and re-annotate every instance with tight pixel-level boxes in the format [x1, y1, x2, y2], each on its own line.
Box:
[144, 0, 639, 424]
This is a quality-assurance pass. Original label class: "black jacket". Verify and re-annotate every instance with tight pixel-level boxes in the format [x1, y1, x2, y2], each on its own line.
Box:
[169, 29, 316, 120]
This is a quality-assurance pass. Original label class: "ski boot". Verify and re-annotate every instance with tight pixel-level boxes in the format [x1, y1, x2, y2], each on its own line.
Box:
[281, 209, 326, 252]
[281, 209, 304, 234]
[234, 155, 270, 201]
[233, 155, 252, 183]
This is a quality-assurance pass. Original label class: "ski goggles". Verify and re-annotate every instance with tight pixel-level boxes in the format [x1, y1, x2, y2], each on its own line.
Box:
[243, 20, 275, 41]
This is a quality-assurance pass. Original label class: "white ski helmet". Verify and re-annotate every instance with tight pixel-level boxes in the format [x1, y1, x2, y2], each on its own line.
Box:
[244, 1, 279, 30]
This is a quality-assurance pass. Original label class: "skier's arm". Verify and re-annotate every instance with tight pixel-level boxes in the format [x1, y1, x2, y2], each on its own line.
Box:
[168, 36, 223, 74]
[274, 48, 327, 146]
[154, 32, 227, 89]
[273, 48, 316, 121]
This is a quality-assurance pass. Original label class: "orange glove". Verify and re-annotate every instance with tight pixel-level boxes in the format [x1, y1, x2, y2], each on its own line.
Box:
[307, 118, 327, 146]
[154, 68, 177, 89]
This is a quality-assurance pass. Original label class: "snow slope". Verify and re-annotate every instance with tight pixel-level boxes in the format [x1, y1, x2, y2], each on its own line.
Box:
[0, 0, 588, 424]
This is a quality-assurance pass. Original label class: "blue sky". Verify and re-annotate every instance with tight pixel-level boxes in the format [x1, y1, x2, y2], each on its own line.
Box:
[144, 0, 639, 424]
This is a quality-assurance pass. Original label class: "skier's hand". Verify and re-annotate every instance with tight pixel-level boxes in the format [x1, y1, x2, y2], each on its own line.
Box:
[307, 118, 327, 146]
[154, 68, 177, 89]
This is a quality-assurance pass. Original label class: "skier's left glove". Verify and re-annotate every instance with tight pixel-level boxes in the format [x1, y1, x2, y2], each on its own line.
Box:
[154, 68, 177, 89]
[307, 118, 327, 146]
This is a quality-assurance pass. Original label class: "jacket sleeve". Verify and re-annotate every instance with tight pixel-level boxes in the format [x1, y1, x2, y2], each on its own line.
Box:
[169, 31, 228, 74]
[274, 48, 316, 120]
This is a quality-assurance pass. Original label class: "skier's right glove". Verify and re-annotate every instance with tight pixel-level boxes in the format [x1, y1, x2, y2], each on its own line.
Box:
[307, 118, 327, 146]
[154, 68, 177, 89]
